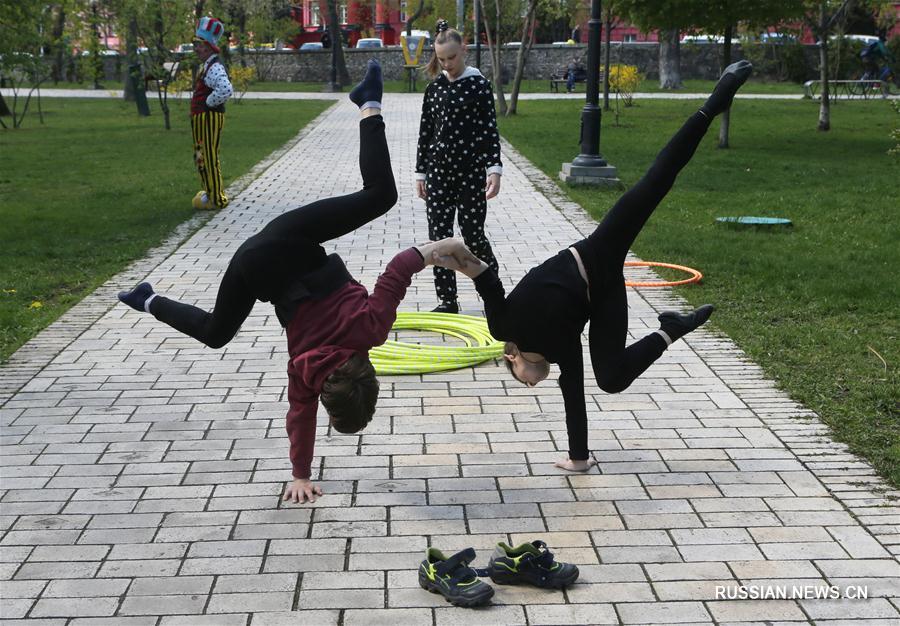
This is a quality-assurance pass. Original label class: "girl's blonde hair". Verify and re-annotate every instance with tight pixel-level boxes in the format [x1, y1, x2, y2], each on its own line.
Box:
[424, 19, 464, 78]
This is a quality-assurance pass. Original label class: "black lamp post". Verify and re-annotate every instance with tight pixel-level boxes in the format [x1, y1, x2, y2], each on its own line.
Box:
[572, 0, 605, 167]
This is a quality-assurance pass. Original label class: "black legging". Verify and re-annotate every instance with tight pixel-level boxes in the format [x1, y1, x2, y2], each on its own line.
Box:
[573, 111, 712, 393]
[149, 115, 397, 348]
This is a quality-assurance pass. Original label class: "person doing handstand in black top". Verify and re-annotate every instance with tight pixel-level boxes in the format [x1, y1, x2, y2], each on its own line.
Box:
[452, 61, 753, 471]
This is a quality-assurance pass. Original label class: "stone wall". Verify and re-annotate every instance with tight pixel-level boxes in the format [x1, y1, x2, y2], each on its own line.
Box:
[93, 42, 822, 85]
[240, 42, 823, 83]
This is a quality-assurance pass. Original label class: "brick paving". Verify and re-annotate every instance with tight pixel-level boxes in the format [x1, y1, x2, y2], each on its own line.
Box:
[1, 95, 899, 625]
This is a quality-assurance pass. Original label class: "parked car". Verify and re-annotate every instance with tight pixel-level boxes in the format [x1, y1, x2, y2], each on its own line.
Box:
[410, 30, 432, 44]
[817, 34, 880, 46]
[839, 34, 879, 45]
[300, 42, 323, 51]
[80, 48, 119, 56]
[356, 38, 383, 49]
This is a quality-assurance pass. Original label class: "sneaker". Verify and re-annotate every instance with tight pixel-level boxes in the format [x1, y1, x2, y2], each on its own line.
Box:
[487, 540, 579, 589]
[431, 300, 459, 314]
[418, 547, 494, 607]
[658, 304, 714, 343]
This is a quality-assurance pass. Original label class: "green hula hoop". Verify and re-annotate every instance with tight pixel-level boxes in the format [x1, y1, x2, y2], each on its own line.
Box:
[369, 312, 504, 375]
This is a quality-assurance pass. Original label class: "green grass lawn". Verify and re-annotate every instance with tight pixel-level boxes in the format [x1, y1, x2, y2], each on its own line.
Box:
[0, 97, 332, 363]
[499, 98, 900, 486]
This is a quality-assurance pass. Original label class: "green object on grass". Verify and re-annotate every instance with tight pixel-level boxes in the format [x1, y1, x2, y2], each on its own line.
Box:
[716, 216, 793, 227]
[370, 312, 503, 375]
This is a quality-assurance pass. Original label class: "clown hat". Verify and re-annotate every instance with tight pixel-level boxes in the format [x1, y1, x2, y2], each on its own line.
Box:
[195, 16, 225, 52]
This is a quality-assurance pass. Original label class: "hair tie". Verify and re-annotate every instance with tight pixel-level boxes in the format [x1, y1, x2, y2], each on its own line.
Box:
[436, 19, 449, 34]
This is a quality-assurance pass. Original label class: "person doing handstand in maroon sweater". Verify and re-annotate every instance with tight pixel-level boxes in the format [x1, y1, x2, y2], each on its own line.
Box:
[118, 61, 480, 503]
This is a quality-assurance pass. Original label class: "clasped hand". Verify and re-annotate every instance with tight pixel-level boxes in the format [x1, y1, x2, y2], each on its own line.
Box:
[417, 238, 485, 274]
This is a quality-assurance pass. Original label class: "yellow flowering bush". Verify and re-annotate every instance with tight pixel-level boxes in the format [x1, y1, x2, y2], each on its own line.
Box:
[608, 64, 642, 107]
[168, 69, 194, 98]
[230, 66, 256, 103]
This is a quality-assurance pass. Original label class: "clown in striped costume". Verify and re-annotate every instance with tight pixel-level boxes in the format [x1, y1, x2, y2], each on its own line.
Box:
[191, 16, 233, 210]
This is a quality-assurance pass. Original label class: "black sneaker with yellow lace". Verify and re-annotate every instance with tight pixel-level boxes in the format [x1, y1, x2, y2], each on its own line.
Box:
[487, 540, 579, 589]
[418, 547, 494, 607]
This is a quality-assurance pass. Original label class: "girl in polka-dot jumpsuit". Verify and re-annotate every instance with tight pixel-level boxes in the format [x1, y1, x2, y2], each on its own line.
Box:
[416, 20, 502, 313]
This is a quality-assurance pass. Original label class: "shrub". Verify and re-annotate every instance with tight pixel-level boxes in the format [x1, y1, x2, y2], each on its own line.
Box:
[230, 66, 256, 103]
[167, 69, 193, 98]
[828, 37, 865, 80]
[608, 64, 641, 106]
[742, 41, 809, 83]
[890, 100, 900, 157]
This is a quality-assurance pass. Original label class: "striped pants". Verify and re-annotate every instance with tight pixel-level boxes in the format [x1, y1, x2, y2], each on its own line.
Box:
[191, 111, 228, 208]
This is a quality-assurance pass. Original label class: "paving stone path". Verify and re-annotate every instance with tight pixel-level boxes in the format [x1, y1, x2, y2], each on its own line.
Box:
[1, 95, 898, 625]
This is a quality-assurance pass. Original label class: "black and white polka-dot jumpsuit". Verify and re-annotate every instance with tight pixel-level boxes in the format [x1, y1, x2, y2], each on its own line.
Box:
[416, 69, 502, 306]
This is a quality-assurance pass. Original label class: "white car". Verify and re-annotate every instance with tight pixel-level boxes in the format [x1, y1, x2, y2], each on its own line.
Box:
[839, 34, 879, 45]
[680, 35, 739, 44]
[80, 48, 119, 56]
[300, 42, 323, 51]
[356, 38, 383, 49]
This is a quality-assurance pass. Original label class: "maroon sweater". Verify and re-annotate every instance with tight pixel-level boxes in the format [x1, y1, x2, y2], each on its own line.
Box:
[284, 248, 424, 479]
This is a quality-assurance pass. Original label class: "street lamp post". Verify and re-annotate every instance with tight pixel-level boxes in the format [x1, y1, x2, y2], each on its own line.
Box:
[559, 0, 620, 186]
[574, 0, 604, 167]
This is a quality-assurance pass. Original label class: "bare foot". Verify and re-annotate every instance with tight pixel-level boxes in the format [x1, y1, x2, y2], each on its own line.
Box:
[554, 458, 598, 472]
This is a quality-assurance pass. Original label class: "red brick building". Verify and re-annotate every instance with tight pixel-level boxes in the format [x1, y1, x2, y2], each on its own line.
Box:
[290, 1, 899, 48]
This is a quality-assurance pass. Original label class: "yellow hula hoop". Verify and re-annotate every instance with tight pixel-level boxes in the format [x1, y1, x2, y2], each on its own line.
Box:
[369, 312, 504, 375]
[624, 261, 703, 288]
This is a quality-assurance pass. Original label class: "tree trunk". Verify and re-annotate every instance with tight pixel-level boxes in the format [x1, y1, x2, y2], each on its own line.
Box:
[480, 0, 506, 115]
[194, 0, 206, 21]
[50, 5, 67, 84]
[603, 10, 612, 111]
[123, 14, 139, 102]
[236, 8, 248, 68]
[405, 0, 425, 36]
[817, 4, 830, 131]
[718, 24, 733, 149]
[507, 0, 538, 115]
[327, 0, 351, 85]
[90, 3, 103, 89]
[658, 28, 682, 90]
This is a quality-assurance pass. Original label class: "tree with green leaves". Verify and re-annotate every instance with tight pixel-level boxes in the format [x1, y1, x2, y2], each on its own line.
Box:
[0, 0, 53, 128]
[804, 0, 856, 131]
[476, 0, 528, 114]
[616, 0, 698, 89]
[507, 0, 538, 115]
[688, 0, 805, 146]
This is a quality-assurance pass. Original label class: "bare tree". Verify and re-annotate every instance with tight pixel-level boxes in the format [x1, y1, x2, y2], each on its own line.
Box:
[717, 22, 734, 147]
[603, 3, 620, 110]
[479, 0, 506, 115]
[807, 0, 854, 131]
[507, 0, 538, 115]
[49, 2, 68, 84]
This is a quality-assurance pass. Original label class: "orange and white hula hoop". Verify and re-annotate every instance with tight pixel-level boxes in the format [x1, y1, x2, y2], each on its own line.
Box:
[623, 261, 703, 288]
